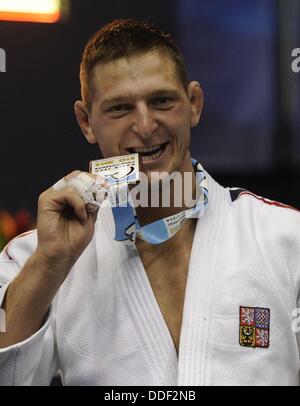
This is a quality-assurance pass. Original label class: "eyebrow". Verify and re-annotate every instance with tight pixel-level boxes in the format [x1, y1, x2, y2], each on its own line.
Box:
[101, 89, 181, 109]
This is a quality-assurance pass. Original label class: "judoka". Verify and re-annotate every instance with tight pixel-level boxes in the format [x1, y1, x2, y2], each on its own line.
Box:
[1, 19, 300, 386]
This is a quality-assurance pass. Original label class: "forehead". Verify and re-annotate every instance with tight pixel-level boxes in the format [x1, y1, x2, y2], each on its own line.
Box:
[90, 50, 183, 102]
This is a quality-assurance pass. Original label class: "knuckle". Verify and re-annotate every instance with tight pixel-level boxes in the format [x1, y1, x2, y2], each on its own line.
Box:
[38, 191, 47, 204]
[65, 186, 78, 196]
[65, 170, 82, 181]
[70, 170, 81, 176]
[67, 187, 83, 202]
[38, 190, 52, 209]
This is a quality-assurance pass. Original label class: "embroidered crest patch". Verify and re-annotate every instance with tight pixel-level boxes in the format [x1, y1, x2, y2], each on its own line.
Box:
[239, 306, 270, 348]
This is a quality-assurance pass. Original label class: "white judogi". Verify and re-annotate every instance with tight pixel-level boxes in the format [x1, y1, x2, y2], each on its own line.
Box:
[1, 172, 300, 386]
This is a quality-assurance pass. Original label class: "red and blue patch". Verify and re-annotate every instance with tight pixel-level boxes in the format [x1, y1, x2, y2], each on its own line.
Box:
[239, 306, 270, 348]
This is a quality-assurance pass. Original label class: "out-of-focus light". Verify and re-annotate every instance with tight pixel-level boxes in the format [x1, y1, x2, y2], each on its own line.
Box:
[0, 0, 69, 23]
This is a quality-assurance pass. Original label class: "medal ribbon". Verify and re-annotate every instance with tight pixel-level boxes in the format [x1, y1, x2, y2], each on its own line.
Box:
[109, 159, 208, 245]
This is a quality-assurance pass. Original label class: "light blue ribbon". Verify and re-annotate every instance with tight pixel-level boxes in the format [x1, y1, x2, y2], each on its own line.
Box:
[110, 159, 208, 245]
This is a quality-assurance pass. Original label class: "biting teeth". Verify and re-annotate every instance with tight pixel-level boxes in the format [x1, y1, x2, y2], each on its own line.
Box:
[133, 145, 161, 153]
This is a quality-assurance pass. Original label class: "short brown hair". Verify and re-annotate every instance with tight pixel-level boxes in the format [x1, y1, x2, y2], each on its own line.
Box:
[79, 19, 189, 109]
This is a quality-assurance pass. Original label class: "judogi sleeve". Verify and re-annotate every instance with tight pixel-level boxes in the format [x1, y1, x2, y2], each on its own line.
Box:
[0, 232, 59, 386]
[286, 215, 300, 359]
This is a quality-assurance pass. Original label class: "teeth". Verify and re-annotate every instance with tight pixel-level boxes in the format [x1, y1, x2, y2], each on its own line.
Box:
[132, 144, 162, 153]
[142, 149, 163, 161]
[126, 142, 168, 161]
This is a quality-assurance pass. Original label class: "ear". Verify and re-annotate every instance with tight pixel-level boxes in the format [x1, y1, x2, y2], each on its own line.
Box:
[188, 81, 204, 128]
[74, 100, 97, 144]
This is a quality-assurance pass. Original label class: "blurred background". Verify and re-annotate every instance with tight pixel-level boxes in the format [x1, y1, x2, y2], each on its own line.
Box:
[0, 0, 299, 249]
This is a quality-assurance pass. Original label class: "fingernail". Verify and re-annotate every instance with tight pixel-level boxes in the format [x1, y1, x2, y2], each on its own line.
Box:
[86, 202, 99, 212]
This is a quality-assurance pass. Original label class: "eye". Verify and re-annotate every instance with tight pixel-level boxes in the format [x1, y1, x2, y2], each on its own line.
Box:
[106, 104, 132, 115]
[151, 96, 175, 109]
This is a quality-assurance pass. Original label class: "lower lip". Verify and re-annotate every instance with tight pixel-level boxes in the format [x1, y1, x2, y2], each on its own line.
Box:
[139, 142, 170, 165]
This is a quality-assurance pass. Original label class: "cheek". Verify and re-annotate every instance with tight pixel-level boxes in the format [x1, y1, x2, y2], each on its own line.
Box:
[97, 138, 111, 157]
[92, 118, 122, 156]
[169, 104, 191, 132]
[97, 134, 120, 158]
[169, 112, 190, 146]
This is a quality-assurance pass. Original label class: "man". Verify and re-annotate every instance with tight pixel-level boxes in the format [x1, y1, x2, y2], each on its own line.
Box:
[0, 19, 300, 386]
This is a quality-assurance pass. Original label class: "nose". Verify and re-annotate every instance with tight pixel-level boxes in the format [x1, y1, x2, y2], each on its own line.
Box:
[132, 103, 158, 139]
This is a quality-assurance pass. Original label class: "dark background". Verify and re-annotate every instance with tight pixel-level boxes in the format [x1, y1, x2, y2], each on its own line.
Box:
[0, 0, 299, 217]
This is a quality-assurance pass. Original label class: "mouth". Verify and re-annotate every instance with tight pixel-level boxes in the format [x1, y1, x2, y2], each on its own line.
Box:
[126, 142, 169, 163]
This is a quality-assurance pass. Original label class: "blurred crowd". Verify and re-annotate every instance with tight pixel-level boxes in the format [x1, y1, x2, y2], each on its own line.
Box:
[0, 209, 35, 251]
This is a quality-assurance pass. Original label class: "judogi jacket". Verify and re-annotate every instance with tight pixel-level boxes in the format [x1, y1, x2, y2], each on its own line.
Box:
[1, 172, 300, 386]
